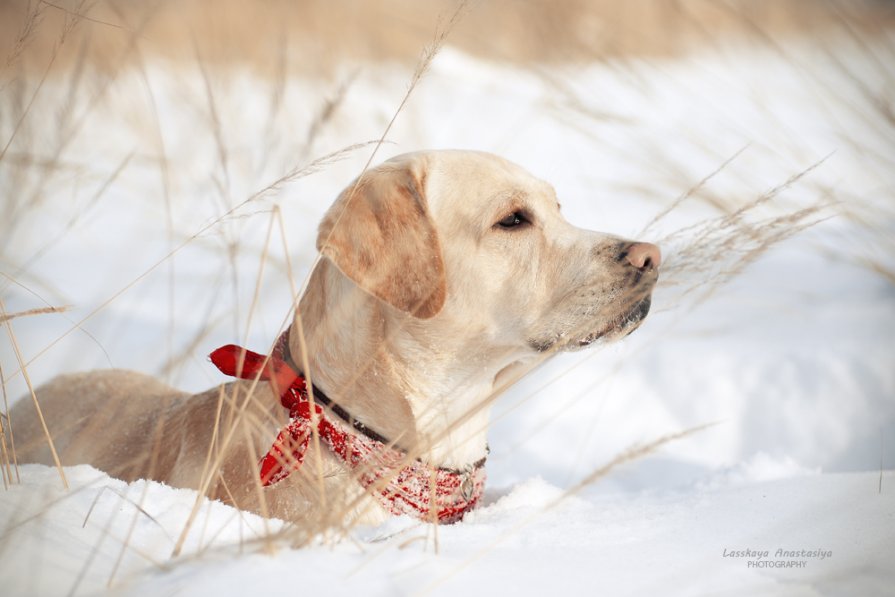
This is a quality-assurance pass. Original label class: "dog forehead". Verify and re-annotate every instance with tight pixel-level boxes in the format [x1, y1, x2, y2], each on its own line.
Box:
[417, 150, 555, 218]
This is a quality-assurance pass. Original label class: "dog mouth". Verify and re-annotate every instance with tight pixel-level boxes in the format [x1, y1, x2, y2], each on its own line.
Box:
[576, 295, 652, 347]
[526, 294, 654, 353]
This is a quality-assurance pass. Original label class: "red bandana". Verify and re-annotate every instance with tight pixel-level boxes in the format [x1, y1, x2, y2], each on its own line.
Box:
[209, 334, 486, 524]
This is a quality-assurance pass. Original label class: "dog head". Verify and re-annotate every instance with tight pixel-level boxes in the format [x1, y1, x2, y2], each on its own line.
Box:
[316, 150, 660, 357]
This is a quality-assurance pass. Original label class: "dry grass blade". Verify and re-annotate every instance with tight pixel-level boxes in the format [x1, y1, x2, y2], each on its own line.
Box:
[301, 70, 359, 161]
[0, 472, 105, 539]
[640, 144, 751, 236]
[0, 272, 113, 367]
[16, 151, 133, 273]
[0, 362, 20, 487]
[40, 0, 131, 32]
[0, 305, 69, 323]
[69, 472, 168, 596]
[81, 486, 166, 533]
[856, 257, 895, 286]
[157, 310, 226, 380]
[4, 0, 45, 70]
[241, 141, 383, 206]
[548, 422, 719, 505]
[194, 38, 232, 212]
[835, 192, 895, 287]
[0, 298, 67, 489]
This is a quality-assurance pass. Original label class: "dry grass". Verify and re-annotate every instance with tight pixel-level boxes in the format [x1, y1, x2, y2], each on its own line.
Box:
[1, 0, 893, 591]
[1, 0, 892, 75]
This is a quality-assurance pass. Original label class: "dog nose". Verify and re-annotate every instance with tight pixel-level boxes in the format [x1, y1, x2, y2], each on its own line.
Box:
[625, 242, 661, 271]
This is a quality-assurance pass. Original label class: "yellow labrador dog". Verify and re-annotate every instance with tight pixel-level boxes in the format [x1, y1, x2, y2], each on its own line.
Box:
[10, 150, 660, 526]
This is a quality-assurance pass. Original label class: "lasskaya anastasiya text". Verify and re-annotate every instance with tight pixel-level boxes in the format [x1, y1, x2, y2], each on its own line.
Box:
[722, 548, 833, 560]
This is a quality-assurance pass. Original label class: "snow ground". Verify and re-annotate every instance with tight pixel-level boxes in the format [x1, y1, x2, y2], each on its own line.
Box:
[1, 465, 892, 597]
[2, 28, 894, 597]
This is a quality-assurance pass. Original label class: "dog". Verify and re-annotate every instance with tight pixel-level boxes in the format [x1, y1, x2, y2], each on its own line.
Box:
[9, 150, 660, 527]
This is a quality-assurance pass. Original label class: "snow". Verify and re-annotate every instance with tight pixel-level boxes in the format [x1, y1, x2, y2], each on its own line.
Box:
[2, 465, 892, 596]
[0, 465, 284, 597]
[2, 25, 894, 597]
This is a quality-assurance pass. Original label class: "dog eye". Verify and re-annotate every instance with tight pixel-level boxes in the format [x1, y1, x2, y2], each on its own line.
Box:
[495, 211, 528, 229]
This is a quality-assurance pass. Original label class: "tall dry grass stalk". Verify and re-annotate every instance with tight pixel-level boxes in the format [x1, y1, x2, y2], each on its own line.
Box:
[0, 299, 67, 488]
[0, 362, 20, 488]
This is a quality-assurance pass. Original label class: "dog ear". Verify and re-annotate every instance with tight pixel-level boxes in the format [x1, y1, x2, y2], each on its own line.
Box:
[316, 156, 446, 319]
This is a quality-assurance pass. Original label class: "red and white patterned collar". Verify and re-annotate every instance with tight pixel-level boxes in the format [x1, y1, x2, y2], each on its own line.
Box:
[209, 331, 486, 524]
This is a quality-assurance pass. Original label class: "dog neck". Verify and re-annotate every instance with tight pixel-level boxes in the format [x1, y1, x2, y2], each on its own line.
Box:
[290, 259, 506, 469]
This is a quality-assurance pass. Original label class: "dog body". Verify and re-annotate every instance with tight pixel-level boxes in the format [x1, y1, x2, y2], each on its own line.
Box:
[11, 150, 660, 525]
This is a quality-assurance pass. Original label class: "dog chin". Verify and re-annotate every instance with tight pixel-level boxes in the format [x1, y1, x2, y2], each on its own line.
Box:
[582, 296, 652, 346]
[530, 296, 653, 353]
